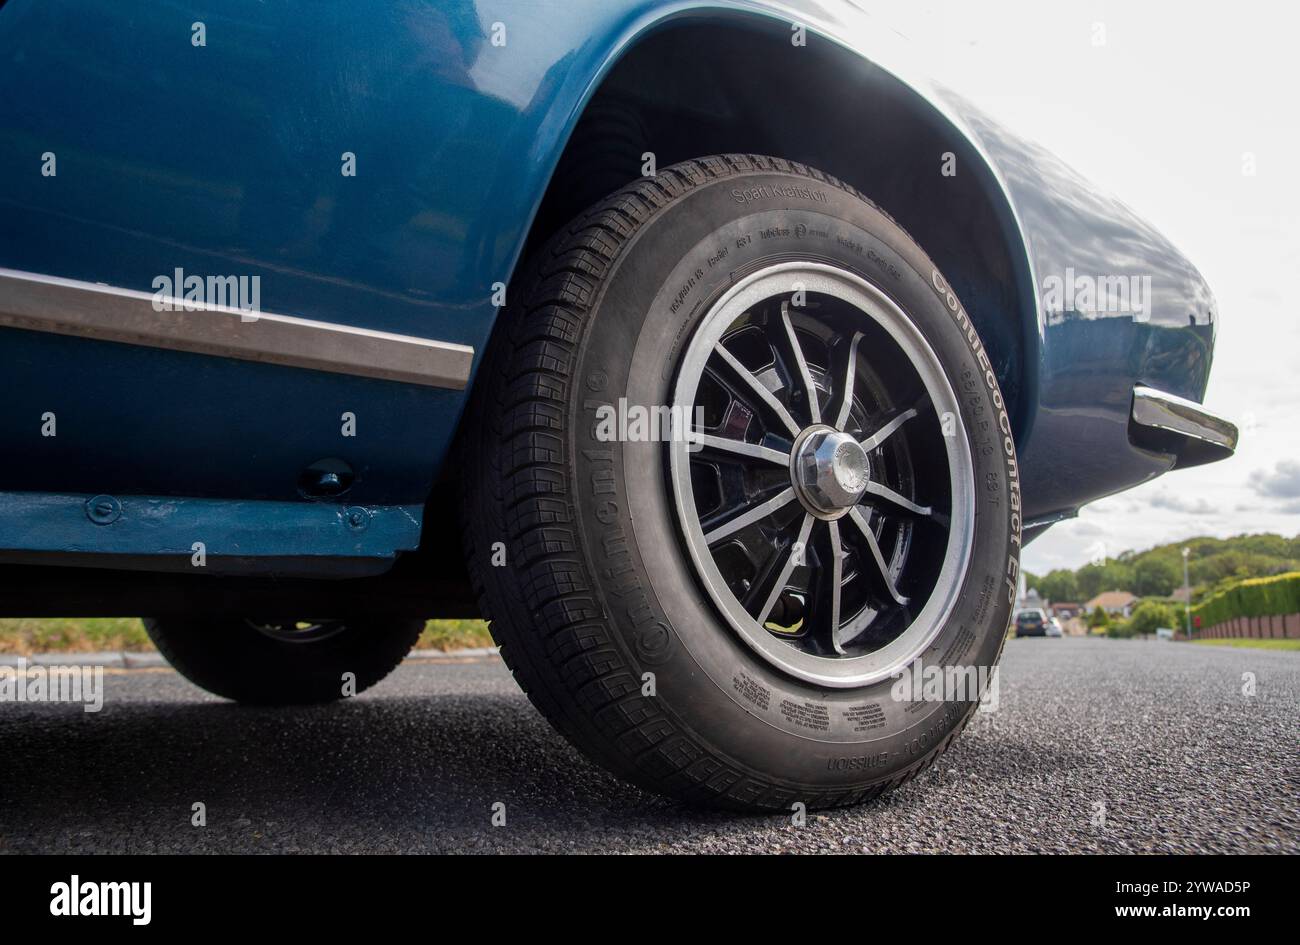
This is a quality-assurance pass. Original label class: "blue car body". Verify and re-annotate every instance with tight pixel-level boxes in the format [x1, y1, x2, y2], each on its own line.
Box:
[0, 0, 1234, 610]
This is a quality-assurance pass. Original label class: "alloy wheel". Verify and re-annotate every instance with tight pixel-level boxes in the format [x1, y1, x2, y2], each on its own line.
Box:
[668, 263, 975, 688]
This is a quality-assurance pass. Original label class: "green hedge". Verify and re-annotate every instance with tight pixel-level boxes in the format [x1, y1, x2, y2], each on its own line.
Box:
[1192, 571, 1300, 628]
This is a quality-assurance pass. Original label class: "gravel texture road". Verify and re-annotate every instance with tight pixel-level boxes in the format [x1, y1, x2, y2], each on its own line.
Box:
[1, 638, 1295, 853]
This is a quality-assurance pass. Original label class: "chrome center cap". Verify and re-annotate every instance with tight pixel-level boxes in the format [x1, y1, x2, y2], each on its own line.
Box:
[792, 426, 869, 518]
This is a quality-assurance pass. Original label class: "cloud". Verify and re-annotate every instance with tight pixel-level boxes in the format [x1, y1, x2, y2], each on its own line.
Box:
[1146, 491, 1215, 515]
[1250, 459, 1300, 500]
[1069, 520, 1105, 537]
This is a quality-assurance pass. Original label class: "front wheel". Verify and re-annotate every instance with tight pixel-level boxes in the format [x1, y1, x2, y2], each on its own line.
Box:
[143, 616, 425, 704]
[462, 154, 1020, 810]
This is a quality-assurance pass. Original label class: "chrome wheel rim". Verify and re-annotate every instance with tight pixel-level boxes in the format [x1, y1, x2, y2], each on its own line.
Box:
[668, 262, 974, 688]
[245, 619, 348, 644]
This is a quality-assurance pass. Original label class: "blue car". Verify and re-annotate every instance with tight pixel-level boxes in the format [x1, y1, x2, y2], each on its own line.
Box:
[0, 1, 1236, 810]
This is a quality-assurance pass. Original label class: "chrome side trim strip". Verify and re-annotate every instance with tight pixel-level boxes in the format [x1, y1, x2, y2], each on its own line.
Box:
[1131, 384, 1238, 467]
[0, 268, 474, 390]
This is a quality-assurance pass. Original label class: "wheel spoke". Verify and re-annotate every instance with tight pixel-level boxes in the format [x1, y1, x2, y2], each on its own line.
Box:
[848, 507, 909, 605]
[826, 519, 846, 654]
[863, 481, 932, 517]
[711, 343, 801, 438]
[703, 486, 797, 545]
[858, 407, 917, 452]
[833, 331, 863, 431]
[757, 513, 814, 626]
[690, 432, 790, 466]
[779, 301, 821, 424]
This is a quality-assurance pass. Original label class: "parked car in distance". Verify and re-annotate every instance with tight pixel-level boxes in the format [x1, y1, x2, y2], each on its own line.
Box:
[1016, 610, 1050, 638]
[1046, 616, 1065, 638]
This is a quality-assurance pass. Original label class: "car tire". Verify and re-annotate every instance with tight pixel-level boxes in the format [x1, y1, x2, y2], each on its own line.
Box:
[142, 616, 425, 705]
[461, 154, 1020, 811]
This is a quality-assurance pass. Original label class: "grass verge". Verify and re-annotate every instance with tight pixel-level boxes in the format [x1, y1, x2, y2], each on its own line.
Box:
[1188, 637, 1300, 651]
[0, 618, 152, 655]
[416, 619, 494, 651]
[0, 618, 494, 655]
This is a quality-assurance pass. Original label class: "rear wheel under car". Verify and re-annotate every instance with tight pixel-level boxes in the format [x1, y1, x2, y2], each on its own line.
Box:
[461, 154, 1020, 811]
[143, 616, 424, 705]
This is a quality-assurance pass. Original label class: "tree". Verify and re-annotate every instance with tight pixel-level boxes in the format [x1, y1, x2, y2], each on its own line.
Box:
[1036, 568, 1080, 603]
[1076, 563, 1107, 600]
[1087, 606, 1110, 630]
[1133, 557, 1179, 597]
[1032, 534, 1300, 615]
[1076, 560, 1134, 600]
[1122, 599, 1177, 638]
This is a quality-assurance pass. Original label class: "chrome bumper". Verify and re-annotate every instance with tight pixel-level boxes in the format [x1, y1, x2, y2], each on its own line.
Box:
[1130, 385, 1238, 469]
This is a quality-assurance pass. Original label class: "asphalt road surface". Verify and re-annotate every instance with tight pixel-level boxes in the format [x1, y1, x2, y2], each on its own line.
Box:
[1, 638, 1295, 854]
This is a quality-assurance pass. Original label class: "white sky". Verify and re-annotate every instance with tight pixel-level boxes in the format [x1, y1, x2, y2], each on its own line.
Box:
[868, 0, 1300, 571]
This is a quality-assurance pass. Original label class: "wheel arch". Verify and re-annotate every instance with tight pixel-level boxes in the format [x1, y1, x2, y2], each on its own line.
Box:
[512, 10, 1040, 443]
